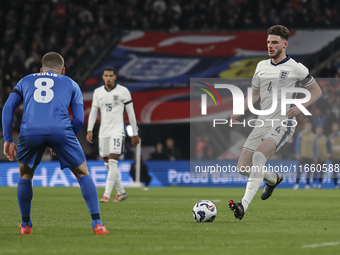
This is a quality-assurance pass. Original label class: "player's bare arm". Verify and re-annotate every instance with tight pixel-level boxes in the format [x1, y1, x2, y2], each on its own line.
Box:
[230, 88, 260, 126]
[86, 131, 93, 143]
[86, 102, 98, 144]
[3, 142, 17, 161]
[286, 82, 322, 118]
[131, 136, 140, 147]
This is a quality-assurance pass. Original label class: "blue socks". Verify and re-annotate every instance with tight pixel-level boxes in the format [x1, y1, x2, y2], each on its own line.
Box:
[17, 178, 33, 227]
[78, 175, 103, 228]
[17, 175, 103, 229]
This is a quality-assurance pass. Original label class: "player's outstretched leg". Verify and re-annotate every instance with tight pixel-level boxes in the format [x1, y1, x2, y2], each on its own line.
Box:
[242, 152, 266, 211]
[230, 150, 265, 220]
[261, 173, 284, 200]
[71, 162, 109, 235]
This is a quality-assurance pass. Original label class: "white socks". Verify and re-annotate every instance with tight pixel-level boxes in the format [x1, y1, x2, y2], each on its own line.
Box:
[264, 171, 277, 186]
[110, 159, 126, 195]
[241, 151, 266, 212]
[103, 160, 115, 198]
[237, 167, 250, 177]
[237, 166, 276, 185]
[103, 159, 126, 198]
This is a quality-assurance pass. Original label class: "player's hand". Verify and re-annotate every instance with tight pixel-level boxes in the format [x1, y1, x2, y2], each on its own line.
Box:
[229, 114, 241, 127]
[86, 131, 93, 143]
[50, 148, 56, 156]
[314, 158, 318, 164]
[296, 155, 301, 161]
[131, 136, 140, 147]
[286, 106, 302, 118]
[3, 142, 17, 162]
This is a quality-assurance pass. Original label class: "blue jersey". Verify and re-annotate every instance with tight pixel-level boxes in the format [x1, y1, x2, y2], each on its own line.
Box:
[13, 71, 83, 136]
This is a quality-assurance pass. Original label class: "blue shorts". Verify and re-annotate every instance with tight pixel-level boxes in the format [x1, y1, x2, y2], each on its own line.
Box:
[17, 133, 86, 169]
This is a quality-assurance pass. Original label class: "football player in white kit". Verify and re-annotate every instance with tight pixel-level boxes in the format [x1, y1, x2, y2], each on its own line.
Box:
[228, 25, 322, 220]
[86, 67, 139, 202]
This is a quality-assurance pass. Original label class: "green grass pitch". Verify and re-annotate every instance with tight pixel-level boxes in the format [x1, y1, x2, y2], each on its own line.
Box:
[0, 187, 339, 255]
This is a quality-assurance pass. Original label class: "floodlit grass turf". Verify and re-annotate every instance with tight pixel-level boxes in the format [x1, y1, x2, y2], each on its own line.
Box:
[0, 187, 339, 255]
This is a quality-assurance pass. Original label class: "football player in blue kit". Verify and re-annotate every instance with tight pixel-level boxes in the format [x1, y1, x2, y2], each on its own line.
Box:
[2, 52, 108, 235]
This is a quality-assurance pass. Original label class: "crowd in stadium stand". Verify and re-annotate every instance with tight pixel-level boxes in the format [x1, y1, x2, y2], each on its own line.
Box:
[124, 0, 340, 31]
[1, 0, 340, 160]
[299, 56, 340, 137]
[0, 0, 117, 133]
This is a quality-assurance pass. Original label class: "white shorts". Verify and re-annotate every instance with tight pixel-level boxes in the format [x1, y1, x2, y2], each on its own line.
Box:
[99, 136, 125, 157]
[243, 120, 295, 153]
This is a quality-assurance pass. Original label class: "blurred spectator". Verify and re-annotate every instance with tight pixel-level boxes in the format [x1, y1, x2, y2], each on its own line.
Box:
[170, 0, 181, 15]
[196, 135, 213, 160]
[294, 122, 315, 190]
[330, 92, 340, 119]
[164, 138, 182, 161]
[324, 108, 337, 135]
[124, 141, 135, 160]
[130, 159, 152, 187]
[320, 61, 337, 78]
[153, 0, 167, 12]
[78, 6, 94, 24]
[329, 122, 340, 189]
[150, 142, 168, 160]
[24, 51, 41, 72]
[313, 126, 331, 189]
[9, 43, 26, 66]
[334, 56, 340, 73]
[312, 108, 327, 129]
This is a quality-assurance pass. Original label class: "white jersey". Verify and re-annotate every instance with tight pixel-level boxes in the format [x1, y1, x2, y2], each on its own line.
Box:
[91, 84, 132, 138]
[251, 56, 314, 124]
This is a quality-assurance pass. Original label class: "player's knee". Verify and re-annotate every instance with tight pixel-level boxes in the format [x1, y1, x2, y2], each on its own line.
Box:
[70, 161, 90, 179]
[237, 158, 251, 170]
[19, 163, 35, 179]
[236, 160, 252, 177]
[108, 154, 119, 160]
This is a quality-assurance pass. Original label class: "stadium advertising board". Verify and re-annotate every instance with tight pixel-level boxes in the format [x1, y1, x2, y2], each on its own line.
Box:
[0, 160, 337, 188]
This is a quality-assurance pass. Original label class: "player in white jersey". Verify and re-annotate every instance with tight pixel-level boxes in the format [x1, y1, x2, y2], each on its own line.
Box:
[228, 25, 322, 220]
[86, 67, 139, 202]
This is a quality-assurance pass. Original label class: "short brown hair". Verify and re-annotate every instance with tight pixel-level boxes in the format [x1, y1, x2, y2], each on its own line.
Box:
[104, 66, 117, 75]
[42, 52, 64, 70]
[268, 25, 290, 41]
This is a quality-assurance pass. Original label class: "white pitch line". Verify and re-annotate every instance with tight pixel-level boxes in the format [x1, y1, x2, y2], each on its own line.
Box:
[303, 242, 340, 248]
